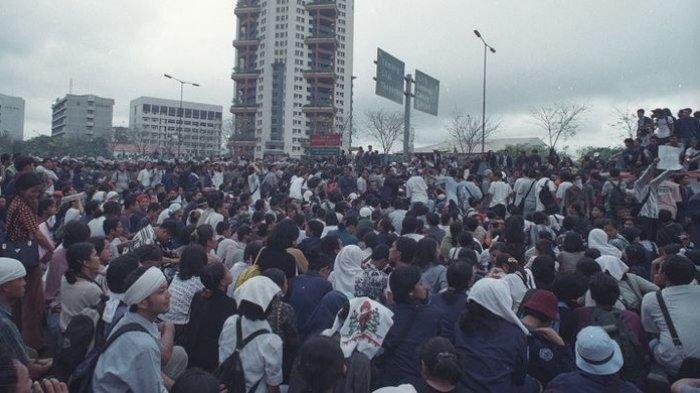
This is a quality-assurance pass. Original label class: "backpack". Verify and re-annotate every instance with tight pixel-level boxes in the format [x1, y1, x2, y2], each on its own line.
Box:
[538, 180, 557, 211]
[67, 322, 148, 393]
[608, 181, 629, 210]
[589, 307, 647, 382]
[214, 318, 270, 393]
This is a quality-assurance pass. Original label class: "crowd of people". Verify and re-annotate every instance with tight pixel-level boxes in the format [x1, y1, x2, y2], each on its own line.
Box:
[0, 105, 698, 393]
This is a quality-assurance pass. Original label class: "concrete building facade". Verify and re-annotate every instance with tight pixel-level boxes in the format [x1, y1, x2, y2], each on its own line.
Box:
[0, 93, 25, 141]
[230, 0, 354, 158]
[51, 94, 114, 138]
[128, 97, 223, 158]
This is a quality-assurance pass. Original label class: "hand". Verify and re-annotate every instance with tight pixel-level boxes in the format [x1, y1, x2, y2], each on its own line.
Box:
[158, 321, 174, 336]
[219, 384, 229, 393]
[32, 379, 68, 393]
[535, 327, 565, 347]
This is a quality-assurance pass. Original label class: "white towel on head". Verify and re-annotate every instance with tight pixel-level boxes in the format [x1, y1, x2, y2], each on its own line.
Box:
[587, 229, 622, 258]
[468, 277, 530, 335]
[329, 245, 365, 296]
[0, 258, 26, 286]
[595, 255, 629, 281]
[123, 267, 167, 306]
[233, 276, 281, 311]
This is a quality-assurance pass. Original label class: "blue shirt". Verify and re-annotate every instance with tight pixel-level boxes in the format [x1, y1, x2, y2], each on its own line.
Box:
[0, 304, 29, 364]
[545, 371, 641, 393]
[289, 272, 333, 336]
[430, 292, 468, 342]
[379, 302, 440, 388]
[93, 312, 167, 393]
[453, 312, 530, 393]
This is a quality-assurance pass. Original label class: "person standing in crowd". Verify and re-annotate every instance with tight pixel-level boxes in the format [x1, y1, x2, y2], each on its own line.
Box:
[4, 172, 55, 351]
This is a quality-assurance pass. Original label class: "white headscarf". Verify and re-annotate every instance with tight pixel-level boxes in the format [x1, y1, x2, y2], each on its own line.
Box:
[0, 258, 26, 285]
[468, 277, 530, 335]
[595, 255, 630, 281]
[329, 245, 365, 296]
[322, 297, 394, 359]
[123, 267, 167, 306]
[233, 276, 281, 311]
[587, 229, 622, 258]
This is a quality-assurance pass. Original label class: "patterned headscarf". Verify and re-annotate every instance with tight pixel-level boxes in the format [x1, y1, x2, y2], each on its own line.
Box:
[322, 297, 394, 359]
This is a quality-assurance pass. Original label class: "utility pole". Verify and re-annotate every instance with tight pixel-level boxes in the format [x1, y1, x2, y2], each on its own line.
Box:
[164, 74, 200, 157]
[403, 73, 414, 157]
[473, 30, 496, 154]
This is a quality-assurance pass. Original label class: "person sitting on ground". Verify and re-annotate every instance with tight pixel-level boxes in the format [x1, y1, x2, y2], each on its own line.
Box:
[59, 242, 104, 333]
[0, 348, 68, 393]
[161, 245, 206, 327]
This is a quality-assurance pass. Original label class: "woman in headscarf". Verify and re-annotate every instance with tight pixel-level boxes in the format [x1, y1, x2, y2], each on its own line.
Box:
[587, 228, 622, 258]
[290, 297, 394, 393]
[218, 276, 283, 393]
[594, 255, 658, 312]
[328, 245, 365, 296]
[453, 278, 539, 393]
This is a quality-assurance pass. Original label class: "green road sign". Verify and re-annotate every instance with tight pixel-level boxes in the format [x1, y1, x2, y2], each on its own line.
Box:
[375, 48, 405, 105]
[414, 70, 440, 116]
[309, 146, 341, 157]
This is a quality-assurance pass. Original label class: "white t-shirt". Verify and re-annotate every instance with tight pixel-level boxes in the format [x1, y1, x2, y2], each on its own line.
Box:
[406, 176, 429, 204]
[205, 211, 225, 231]
[488, 180, 512, 207]
[88, 216, 106, 237]
[535, 178, 556, 212]
[289, 176, 306, 200]
[555, 181, 573, 202]
[656, 116, 673, 139]
[137, 169, 153, 188]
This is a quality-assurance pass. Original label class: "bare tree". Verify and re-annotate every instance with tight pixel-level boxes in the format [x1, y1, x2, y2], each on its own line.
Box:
[125, 127, 151, 156]
[361, 109, 403, 153]
[446, 112, 500, 154]
[609, 107, 637, 139]
[531, 103, 588, 150]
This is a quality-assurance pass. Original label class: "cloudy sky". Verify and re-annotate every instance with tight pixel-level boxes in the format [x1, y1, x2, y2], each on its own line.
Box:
[1, 0, 698, 151]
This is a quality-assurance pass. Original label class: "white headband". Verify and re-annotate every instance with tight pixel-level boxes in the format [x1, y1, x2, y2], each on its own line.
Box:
[0, 258, 26, 286]
[123, 267, 167, 306]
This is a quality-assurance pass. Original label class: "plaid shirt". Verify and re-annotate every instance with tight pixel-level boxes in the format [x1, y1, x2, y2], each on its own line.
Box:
[0, 304, 29, 364]
[6, 197, 38, 242]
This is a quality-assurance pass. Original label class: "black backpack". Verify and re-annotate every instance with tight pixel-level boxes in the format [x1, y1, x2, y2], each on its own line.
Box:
[215, 318, 270, 393]
[538, 180, 558, 210]
[67, 322, 148, 393]
[608, 180, 629, 210]
[589, 307, 647, 382]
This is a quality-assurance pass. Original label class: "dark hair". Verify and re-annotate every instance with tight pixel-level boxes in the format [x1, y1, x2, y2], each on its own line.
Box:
[459, 301, 495, 333]
[191, 225, 214, 247]
[562, 231, 585, 253]
[172, 367, 221, 393]
[394, 236, 418, 264]
[307, 251, 333, 272]
[65, 242, 95, 284]
[371, 244, 390, 261]
[37, 197, 55, 216]
[199, 262, 227, 292]
[624, 244, 647, 266]
[449, 222, 464, 247]
[552, 272, 589, 301]
[13, 172, 44, 194]
[297, 336, 345, 393]
[62, 220, 91, 247]
[531, 256, 556, 290]
[147, 202, 162, 213]
[583, 248, 602, 259]
[237, 299, 272, 321]
[576, 257, 602, 278]
[662, 255, 695, 286]
[589, 272, 620, 307]
[324, 210, 339, 226]
[389, 265, 422, 304]
[13, 156, 35, 172]
[103, 217, 121, 236]
[412, 237, 438, 269]
[262, 268, 287, 290]
[441, 261, 473, 305]
[215, 220, 231, 236]
[236, 224, 252, 241]
[307, 220, 324, 238]
[401, 216, 421, 235]
[244, 241, 263, 262]
[102, 201, 122, 217]
[178, 245, 208, 280]
[106, 254, 140, 294]
[88, 236, 107, 256]
[418, 337, 463, 387]
[133, 244, 163, 264]
[320, 234, 341, 256]
[268, 219, 299, 249]
[426, 212, 440, 227]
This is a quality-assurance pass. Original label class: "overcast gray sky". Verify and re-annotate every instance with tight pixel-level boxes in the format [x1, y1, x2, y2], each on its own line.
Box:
[1, 0, 698, 151]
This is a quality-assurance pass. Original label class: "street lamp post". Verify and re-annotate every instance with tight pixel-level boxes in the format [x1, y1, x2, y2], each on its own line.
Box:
[473, 30, 496, 154]
[164, 73, 200, 157]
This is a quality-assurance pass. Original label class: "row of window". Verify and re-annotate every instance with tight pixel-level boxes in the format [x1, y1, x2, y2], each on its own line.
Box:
[141, 104, 222, 120]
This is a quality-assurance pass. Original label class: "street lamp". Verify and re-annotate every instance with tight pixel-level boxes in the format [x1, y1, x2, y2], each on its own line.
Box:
[164, 73, 200, 156]
[473, 29, 496, 154]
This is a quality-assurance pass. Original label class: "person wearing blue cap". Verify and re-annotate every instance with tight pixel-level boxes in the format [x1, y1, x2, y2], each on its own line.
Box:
[545, 326, 641, 392]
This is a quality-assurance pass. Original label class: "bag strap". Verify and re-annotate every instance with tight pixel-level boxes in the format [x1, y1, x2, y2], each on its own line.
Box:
[102, 323, 149, 351]
[523, 179, 537, 200]
[235, 317, 270, 351]
[638, 188, 652, 210]
[251, 247, 265, 267]
[655, 290, 683, 348]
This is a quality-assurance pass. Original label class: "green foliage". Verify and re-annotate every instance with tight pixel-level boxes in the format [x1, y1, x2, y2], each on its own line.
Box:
[502, 143, 548, 156]
[0, 134, 113, 158]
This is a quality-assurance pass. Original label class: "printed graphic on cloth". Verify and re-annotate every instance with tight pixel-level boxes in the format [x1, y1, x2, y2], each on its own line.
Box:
[323, 297, 394, 359]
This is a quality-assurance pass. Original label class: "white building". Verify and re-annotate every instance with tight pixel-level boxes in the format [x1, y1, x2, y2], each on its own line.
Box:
[230, 0, 354, 158]
[129, 97, 223, 158]
[51, 94, 114, 138]
[0, 93, 25, 141]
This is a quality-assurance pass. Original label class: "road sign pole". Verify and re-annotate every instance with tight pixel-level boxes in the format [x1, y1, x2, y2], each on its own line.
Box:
[403, 74, 413, 157]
